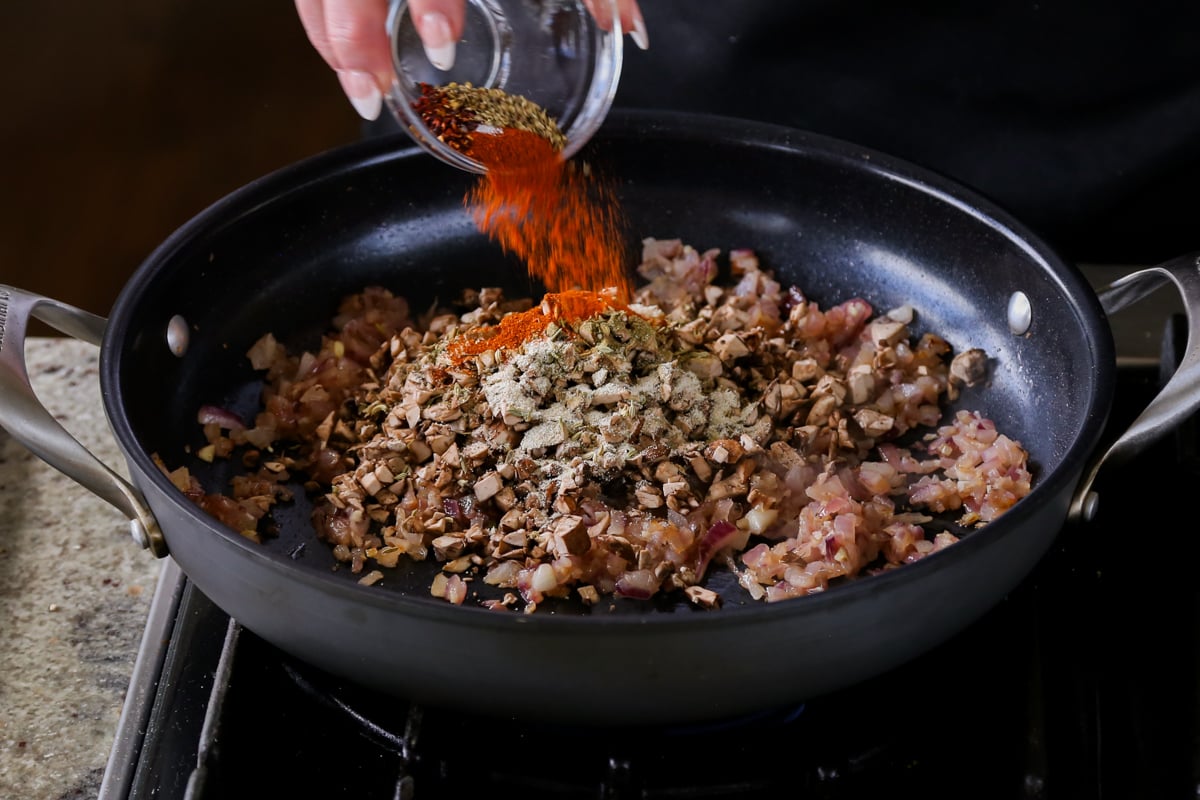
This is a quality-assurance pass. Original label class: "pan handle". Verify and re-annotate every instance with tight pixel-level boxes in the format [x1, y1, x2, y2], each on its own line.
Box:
[1068, 253, 1200, 522]
[0, 285, 166, 556]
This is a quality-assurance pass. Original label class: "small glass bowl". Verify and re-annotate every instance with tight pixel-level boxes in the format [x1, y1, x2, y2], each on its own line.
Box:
[385, 0, 623, 173]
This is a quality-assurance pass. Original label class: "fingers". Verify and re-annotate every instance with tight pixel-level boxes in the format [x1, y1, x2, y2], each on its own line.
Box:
[294, 0, 641, 122]
[625, 1, 649, 50]
[410, 0, 467, 71]
[295, 0, 394, 120]
[583, 0, 648, 49]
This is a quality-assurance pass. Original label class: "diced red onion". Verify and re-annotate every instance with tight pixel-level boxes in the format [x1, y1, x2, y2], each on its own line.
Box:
[614, 569, 659, 599]
[783, 285, 807, 310]
[197, 405, 245, 431]
[695, 520, 740, 577]
[445, 575, 468, 605]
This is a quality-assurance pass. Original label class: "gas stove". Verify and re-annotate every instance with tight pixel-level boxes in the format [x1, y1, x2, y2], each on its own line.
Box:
[98, 265, 1199, 800]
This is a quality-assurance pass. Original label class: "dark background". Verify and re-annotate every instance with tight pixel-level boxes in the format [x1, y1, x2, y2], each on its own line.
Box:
[8, 0, 1200, 330]
[0, 2, 360, 326]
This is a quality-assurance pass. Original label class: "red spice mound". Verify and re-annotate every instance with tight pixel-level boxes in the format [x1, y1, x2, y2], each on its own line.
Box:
[448, 288, 631, 365]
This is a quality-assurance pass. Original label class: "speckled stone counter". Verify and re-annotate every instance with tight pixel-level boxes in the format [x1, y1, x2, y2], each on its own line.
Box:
[0, 338, 162, 799]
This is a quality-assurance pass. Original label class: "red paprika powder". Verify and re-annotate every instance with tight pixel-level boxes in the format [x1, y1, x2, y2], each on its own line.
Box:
[467, 127, 631, 303]
[414, 85, 634, 358]
[448, 288, 630, 365]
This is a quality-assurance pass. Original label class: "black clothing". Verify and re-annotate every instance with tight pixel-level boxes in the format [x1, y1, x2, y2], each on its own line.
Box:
[614, 1, 1200, 263]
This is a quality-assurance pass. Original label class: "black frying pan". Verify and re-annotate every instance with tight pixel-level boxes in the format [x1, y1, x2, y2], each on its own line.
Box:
[3, 111, 1198, 725]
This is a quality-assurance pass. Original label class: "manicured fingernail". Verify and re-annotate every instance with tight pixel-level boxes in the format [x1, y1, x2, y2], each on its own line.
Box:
[630, 10, 650, 50]
[339, 69, 382, 121]
[421, 12, 457, 71]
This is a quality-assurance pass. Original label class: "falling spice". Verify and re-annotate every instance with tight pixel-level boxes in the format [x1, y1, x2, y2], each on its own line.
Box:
[448, 288, 630, 366]
[412, 82, 632, 313]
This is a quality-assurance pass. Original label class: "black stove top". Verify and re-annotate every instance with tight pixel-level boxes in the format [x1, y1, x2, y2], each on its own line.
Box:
[99, 272, 1200, 800]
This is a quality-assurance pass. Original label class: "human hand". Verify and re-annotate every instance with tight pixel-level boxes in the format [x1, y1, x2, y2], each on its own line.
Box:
[295, 0, 648, 122]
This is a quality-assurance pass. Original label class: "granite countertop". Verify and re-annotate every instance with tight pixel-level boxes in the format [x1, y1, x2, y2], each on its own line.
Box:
[0, 338, 162, 799]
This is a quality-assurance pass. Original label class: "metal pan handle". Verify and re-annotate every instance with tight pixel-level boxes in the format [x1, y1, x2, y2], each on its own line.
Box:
[0, 285, 166, 555]
[1068, 253, 1200, 522]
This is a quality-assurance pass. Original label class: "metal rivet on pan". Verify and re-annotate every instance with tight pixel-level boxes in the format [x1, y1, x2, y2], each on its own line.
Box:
[1007, 291, 1032, 335]
[1080, 490, 1100, 522]
[166, 314, 189, 356]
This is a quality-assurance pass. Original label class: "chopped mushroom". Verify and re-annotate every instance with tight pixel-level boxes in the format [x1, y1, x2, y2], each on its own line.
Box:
[685, 585, 721, 609]
[950, 348, 989, 388]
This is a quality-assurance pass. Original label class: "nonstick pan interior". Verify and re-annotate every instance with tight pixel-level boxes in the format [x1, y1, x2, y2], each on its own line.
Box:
[106, 111, 1113, 618]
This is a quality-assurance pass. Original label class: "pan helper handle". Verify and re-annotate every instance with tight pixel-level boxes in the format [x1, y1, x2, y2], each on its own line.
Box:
[0, 286, 166, 555]
[1069, 253, 1200, 522]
